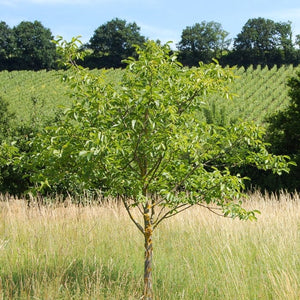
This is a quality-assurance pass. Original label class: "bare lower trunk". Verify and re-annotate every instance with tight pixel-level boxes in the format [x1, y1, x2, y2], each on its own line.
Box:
[143, 203, 153, 299]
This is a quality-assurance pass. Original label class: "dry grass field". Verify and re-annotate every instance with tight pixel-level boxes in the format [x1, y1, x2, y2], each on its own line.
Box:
[0, 191, 299, 299]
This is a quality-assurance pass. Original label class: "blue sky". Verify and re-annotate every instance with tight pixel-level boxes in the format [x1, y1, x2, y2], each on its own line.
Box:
[1, 0, 300, 48]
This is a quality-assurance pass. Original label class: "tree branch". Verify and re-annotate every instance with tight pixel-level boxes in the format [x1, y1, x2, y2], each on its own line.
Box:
[144, 154, 165, 191]
[121, 196, 144, 234]
[177, 90, 200, 115]
[170, 134, 248, 192]
[196, 203, 226, 217]
[153, 203, 192, 229]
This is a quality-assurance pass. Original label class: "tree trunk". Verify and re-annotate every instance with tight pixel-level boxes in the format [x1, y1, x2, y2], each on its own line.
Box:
[143, 203, 153, 299]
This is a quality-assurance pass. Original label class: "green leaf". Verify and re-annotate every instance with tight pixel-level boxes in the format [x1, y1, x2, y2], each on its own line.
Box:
[131, 119, 136, 129]
[79, 150, 88, 157]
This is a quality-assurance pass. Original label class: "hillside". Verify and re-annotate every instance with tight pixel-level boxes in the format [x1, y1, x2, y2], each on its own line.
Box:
[202, 64, 298, 125]
[0, 65, 298, 128]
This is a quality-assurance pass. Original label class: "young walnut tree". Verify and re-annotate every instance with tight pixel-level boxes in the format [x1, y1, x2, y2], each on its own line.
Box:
[30, 37, 291, 299]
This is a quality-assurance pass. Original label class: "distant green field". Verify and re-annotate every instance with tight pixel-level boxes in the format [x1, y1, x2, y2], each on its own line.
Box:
[0, 65, 298, 128]
[0, 68, 123, 128]
[204, 64, 298, 125]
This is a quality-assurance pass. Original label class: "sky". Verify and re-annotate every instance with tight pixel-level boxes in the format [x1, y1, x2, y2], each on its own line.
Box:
[1, 0, 300, 48]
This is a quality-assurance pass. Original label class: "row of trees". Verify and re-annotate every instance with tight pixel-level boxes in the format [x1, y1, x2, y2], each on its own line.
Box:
[0, 20, 56, 70]
[179, 18, 300, 67]
[1, 18, 300, 70]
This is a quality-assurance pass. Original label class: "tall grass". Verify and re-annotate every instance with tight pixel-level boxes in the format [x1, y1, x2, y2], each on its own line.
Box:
[0, 192, 299, 299]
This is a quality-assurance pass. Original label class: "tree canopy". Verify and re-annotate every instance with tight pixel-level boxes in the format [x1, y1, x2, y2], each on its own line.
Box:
[25, 37, 293, 298]
[0, 21, 14, 60]
[11, 20, 57, 70]
[177, 21, 231, 66]
[86, 18, 146, 68]
[230, 18, 296, 67]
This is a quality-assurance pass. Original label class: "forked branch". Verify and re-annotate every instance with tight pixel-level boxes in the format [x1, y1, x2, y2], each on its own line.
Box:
[153, 203, 192, 229]
[122, 196, 144, 234]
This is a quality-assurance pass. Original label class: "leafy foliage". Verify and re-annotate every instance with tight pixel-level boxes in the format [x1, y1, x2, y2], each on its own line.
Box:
[85, 18, 146, 68]
[0, 142, 19, 188]
[177, 21, 231, 66]
[263, 71, 300, 191]
[0, 92, 62, 195]
[0, 96, 14, 139]
[13, 20, 57, 70]
[27, 38, 291, 212]
[0, 18, 299, 71]
[0, 20, 57, 70]
[226, 18, 297, 67]
[234, 18, 288, 51]
[0, 96, 20, 192]
[0, 21, 15, 68]
[0, 64, 297, 195]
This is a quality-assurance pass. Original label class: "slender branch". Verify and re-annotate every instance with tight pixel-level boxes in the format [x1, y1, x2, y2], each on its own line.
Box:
[163, 204, 193, 219]
[171, 163, 202, 192]
[120, 131, 144, 172]
[153, 187, 235, 229]
[153, 203, 192, 229]
[129, 201, 144, 216]
[177, 90, 199, 115]
[150, 153, 174, 188]
[144, 154, 164, 191]
[170, 134, 248, 192]
[153, 200, 228, 230]
[170, 152, 224, 192]
[121, 196, 144, 234]
[200, 138, 245, 168]
[196, 203, 226, 217]
[146, 154, 164, 179]
[119, 104, 130, 124]
[151, 194, 159, 223]
[154, 203, 167, 223]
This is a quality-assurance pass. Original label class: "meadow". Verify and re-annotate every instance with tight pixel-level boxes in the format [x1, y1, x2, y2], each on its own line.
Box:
[0, 192, 299, 299]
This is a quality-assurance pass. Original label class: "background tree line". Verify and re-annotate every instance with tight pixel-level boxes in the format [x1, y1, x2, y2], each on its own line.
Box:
[0, 17, 299, 71]
[0, 20, 57, 70]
